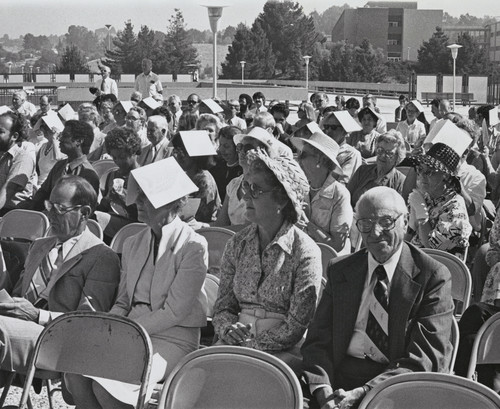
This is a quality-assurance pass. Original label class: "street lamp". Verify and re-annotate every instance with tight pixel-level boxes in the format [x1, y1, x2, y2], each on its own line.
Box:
[203, 5, 226, 98]
[407, 47, 411, 61]
[105, 25, 112, 51]
[447, 43, 462, 111]
[303, 55, 311, 99]
[240, 61, 245, 85]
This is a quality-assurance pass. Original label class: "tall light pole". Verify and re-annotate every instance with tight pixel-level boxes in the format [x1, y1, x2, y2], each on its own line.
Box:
[447, 44, 462, 111]
[105, 24, 112, 50]
[240, 61, 245, 85]
[407, 47, 411, 61]
[203, 5, 226, 98]
[303, 55, 311, 99]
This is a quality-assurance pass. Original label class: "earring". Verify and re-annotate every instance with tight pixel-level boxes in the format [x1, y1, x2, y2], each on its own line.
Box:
[276, 208, 281, 214]
[316, 163, 321, 168]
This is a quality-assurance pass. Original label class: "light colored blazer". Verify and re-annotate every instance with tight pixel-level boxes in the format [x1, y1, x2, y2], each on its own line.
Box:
[137, 139, 173, 167]
[110, 219, 208, 336]
[13, 228, 120, 318]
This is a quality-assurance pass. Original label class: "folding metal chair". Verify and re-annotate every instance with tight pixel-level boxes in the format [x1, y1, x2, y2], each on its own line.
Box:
[110, 222, 147, 254]
[19, 311, 153, 409]
[86, 219, 104, 240]
[197, 227, 235, 276]
[358, 372, 500, 409]
[0, 209, 50, 240]
[316, 242, 338, 279]
[157, 346, 303, 409]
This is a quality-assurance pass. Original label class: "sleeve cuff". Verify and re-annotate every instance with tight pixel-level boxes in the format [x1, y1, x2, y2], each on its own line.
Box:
[38, 309, 50, 326]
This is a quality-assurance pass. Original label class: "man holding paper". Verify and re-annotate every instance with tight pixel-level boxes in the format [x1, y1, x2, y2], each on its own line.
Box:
[0, 175, 120, 381]
[0, 112, 36, 215]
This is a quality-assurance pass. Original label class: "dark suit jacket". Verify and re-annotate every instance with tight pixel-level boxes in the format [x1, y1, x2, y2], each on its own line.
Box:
[301, 242, 454, 390]
[12, 228, 120, 315]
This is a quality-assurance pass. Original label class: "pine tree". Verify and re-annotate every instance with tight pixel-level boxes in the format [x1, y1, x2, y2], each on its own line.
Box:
[417, 27, 451, 74]
[134, 25, 158, 66]
[104, 21, 137, 75]
[156, 9, 199, 78]
[456, 32, 491, 75]
[56, 45, 88, 74]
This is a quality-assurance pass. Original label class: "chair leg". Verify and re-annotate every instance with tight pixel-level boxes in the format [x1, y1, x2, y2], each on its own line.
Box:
[45, 380, 54, 409]
[27, 395, 34, 409]
[0, 372, 16, 406]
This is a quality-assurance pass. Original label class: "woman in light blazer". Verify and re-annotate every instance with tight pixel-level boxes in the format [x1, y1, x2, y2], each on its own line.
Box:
[65, 158, 208, 409]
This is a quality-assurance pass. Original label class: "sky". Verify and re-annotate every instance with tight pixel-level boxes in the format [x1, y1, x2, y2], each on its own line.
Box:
[1, 0, 500, 38]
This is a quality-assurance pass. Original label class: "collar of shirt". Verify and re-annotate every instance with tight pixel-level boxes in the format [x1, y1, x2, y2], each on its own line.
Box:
[58, 229, 85, 260]
[156, 216, 183, 262]
[242, 221, 295, 255]
[6, 143, 24, 159]
[367, 243, 404, 286]
[314, 172, 338, 200]
[67, 155, 87, 171]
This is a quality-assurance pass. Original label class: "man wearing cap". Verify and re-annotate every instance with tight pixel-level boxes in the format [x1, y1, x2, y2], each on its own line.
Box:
[301, 186, 454, 409]
[134, 58, 163, 101]
[322, 112, 362, 184]
[138, 115, 173, 166]
[95, 65, 118, 98]
[0, 175, 120, 382]
[9, 91, 37, 121]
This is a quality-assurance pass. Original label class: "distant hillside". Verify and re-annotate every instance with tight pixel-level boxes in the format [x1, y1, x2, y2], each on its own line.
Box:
[194, 43, 230, 72]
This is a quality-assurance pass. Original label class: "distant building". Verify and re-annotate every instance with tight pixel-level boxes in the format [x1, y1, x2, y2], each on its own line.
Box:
[442, 26, 488, 48]
[486, 19, 500, 63]
[331, 1, 443, 61]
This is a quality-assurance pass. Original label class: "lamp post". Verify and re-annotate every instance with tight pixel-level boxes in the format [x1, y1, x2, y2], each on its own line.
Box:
[447, 43, 462, 111]
[240, 61, 245, 85]
[203, 5, 226, 98]
[303, 55, 311, 99]
[407, 47, 411, 61]
[105, 24, 112, 50]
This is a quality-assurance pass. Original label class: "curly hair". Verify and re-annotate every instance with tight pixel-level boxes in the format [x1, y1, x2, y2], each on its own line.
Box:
[0, 112, 29, 142]
[104, 127, 142, 156]
[377, 129, 407, 165]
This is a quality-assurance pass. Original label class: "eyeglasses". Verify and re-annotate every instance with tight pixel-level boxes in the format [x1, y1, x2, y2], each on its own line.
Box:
[236, 143, 256, 155]
[229, 105, 240, 110]
[323, 124, 341, 131]
[297, 150, 317, 161]
[376, 147, 397, 158]
[187, 100, 198, 105]
[126, 116, 140, 122]
[241, 180, 277, 199]
[416, 165, 439, 177]
[356, 214, 403, 233]
[45, 200, 83, 215]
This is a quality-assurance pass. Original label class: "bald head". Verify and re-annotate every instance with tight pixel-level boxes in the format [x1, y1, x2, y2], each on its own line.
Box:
[356, 186, 407, 216]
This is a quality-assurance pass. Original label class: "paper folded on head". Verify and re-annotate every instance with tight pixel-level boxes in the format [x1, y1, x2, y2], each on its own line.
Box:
[422, 119, 472, 156]
[34, 111, 64, 133]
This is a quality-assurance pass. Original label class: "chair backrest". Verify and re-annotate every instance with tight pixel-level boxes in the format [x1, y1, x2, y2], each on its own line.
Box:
[86, 219, 103, 240]
[0, 210, 49, 240]
[19, 312, 153, 409]
[316, 243, 337, 279]
[0, 239, 31, 292]
[358, 372, 500, 409]
[421, 248, 471, 316]
[203, 274, 220, 319]
[158, 346, 303, 409]
[450, 315, 459, 373]
[99, 166, 119, 191]
[110, 223, 147, 254]
[466, 312, 500, 379]
[92, 159, 117, 180]
[197, 227, 235, 275]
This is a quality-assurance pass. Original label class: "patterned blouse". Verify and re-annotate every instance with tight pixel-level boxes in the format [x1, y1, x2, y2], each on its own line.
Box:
[213, 221, 322, 352]
[481, 263, 500, 306]
[409, 190, 472, 254]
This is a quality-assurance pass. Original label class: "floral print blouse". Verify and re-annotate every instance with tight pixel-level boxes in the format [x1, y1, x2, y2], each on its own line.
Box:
[213, 221, 322, 352]
[409, 190, 472, 254]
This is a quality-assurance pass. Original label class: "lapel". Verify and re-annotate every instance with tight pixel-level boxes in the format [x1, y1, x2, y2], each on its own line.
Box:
[331, 250, 368, 362]
[125, 228, 153, 298]
[42, 228, 103, 295]
[22, 236, 58, 295]
[388, 243, 421, 360]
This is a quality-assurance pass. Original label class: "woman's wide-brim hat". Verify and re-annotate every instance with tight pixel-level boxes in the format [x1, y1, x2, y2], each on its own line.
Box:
[290, 132, 344, 177]
[246, 149, 309, 219]
[234, 126, 292, 158]
[408, 142, 460, 176]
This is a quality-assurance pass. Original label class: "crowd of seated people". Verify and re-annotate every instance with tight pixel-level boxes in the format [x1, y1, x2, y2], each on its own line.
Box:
[0, 84, 500, 409]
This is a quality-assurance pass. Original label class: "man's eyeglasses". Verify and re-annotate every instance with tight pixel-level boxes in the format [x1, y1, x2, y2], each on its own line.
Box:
[241, 180, 277, 199]
[187, 100, 198, 105]
[126, 116, 140, 122]
[376, 147, 397, 158]
[45, 200, 83, 215]
[416, 166, 439, 177]
[323, 124, 341, 131]
[356, 214, 403, 233]
[229, 105, 240, 110]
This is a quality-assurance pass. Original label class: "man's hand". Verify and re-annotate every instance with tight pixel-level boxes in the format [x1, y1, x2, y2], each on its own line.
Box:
[0, 297, 40, 322]
[332, 387, 367, 409]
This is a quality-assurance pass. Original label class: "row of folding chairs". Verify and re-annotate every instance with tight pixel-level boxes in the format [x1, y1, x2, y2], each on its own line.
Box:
[15, 311, 500, 409]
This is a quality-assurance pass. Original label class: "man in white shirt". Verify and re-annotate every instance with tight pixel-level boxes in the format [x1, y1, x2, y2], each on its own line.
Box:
[95, 65, 118, 98]
[227, 99, 247, 130]
[134, 58, 163, 101]
[301, 187, 453, 409]
[9, 91, 37, 120]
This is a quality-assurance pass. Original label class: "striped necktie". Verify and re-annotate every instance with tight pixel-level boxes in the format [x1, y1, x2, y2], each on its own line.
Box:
[364, 265, 390, 363]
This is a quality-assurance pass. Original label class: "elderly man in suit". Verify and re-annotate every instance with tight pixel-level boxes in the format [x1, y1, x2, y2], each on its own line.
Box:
[0, 175, 120, 377]
[138, 115, 172, 166]
[301, 186, 454, 409]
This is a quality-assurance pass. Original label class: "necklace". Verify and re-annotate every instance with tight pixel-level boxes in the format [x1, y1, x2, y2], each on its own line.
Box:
[44, 144, 53, 156]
